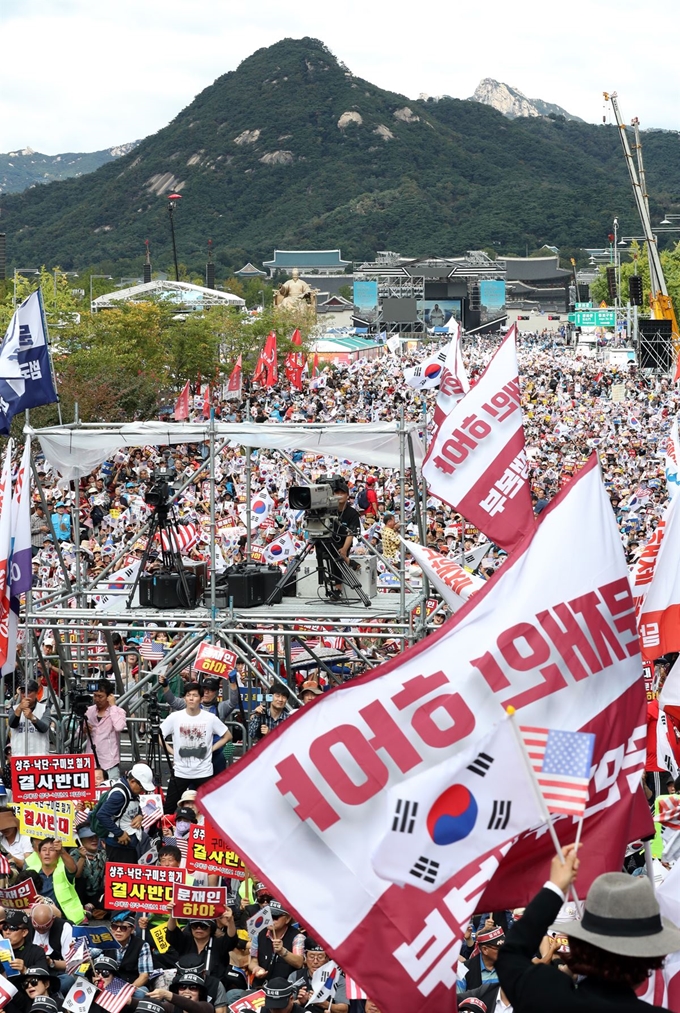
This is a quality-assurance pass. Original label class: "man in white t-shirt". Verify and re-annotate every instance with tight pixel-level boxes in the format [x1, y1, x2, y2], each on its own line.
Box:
[161, 682, 231, 814]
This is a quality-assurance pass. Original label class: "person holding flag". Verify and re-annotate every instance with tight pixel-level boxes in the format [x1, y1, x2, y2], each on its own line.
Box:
[288, 938, 348, 1012]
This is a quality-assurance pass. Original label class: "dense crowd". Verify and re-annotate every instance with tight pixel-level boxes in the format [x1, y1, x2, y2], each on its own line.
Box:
[3, 330, 680, 1013]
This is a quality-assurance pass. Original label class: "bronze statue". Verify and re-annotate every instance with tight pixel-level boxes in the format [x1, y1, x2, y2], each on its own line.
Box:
[274, 268, 317, 312]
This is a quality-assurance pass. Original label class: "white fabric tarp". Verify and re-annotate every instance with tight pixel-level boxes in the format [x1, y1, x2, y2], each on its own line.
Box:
[25, 421, 423, 479]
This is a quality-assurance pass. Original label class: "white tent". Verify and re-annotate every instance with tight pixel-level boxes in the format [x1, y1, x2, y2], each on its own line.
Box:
[91, 280, 245, 312]
[26, 421, 424, 479]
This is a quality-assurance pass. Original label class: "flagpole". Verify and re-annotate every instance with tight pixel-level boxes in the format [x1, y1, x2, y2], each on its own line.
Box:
[36, 289, 62, 426]
[209, 406, 217, 637]
[245, 401, 252, 561]
[505, 707, 581, 903]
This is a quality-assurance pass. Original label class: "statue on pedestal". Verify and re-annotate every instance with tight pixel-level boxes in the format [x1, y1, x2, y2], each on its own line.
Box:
[274, 268, 317, 312]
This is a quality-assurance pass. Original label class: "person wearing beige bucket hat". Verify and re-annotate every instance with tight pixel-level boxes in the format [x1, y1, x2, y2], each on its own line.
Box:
[497, 843, 680, 1012]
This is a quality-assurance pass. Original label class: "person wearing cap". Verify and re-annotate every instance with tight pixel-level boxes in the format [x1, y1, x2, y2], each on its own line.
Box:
[496, 843, 680, 1012]
[8, 681, 51, 758]
[315, 479, 360, 600]
[160, 684, 231, 815]
[248, 686, 290, 745]
[170, 955, 227, 1013]
[24, 840, 84, 927]
[289, 938, 348, 1012]
[92, 954, 122, 995]
[50, 503, 71, 543]
[459, 926, 505, 992]
[14, 965, 62, 1013]
[166, 908, 235, 973]
[2, 910, 50, 975]
[299, 682, 323, 706]
[261, 977, 304, 1013]
[0, 807, 32, 869]
[84, 680, 127, 780]
[68, 826, 105, 919]
[110, 912, 154, 996]
[248, 901, 304, 983]
[94, 763, 156, 863]
[145, 972, 214, 1013]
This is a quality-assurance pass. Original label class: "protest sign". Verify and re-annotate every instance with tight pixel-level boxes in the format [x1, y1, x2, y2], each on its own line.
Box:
[194, 641, 237, 678]
[19, 801, 77, 845]
[0, 939, 16, 977]
[185, 822, 246, 879]
[0, 880, 38, 910]
[11, 755, 96, 801]
[0, 978, 17, 1009]
[171, 884, 228, 920]
[72, 925, 116, 950]
[104, 863, 185, 913]
[150, 922, 169, 955]
[228, 990, 266, 1012]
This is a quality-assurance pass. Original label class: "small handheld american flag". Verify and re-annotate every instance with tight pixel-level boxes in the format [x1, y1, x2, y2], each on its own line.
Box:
[139, 637, 166, 661]
[95, 977, 135, 1013]
[520, 726, 595, 818]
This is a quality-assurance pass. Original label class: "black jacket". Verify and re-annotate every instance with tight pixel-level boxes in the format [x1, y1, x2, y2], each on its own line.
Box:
[497, 886, 671, 1012]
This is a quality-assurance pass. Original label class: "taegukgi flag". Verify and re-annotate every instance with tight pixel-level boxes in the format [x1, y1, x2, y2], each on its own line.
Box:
[403, 343, 450, 389]
[372, 715, 545, 892]
[423, 324, 534, 554]
[198, 454, 650, 1013]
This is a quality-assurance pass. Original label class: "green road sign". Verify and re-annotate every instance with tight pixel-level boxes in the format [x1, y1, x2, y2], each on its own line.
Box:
[575, 302, 593, 310]
[568, 309, 616, 327]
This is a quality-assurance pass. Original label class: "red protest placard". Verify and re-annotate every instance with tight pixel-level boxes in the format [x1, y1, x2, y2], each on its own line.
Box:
[104, 862, 186, 913]
[193, 642, 238, 679]
[228, 992, 266, 1013]
[0, 880, 39, 910]
[171, 883, 228, 920]
[11, 755, 96, 802]
[185, 821, 246, 879]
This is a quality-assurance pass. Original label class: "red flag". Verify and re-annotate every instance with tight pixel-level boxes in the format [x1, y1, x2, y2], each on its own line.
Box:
[423, 324, 534, 554]
[253, 332, 277, 386]
[0, 446, 14, 668]
[312, 351, 319, 377]
[202, 384, 211, 419]
[225, 355, 242, 400]
[174, 381, 190, 421]
[284, 328, 306, 390]
[199, 455, 650, 1013]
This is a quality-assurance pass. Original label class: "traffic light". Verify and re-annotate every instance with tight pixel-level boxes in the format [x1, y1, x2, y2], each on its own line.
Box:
[547, 315, 561, 321]
[606, 266, 617, 302]
[629, 274, 643, 306]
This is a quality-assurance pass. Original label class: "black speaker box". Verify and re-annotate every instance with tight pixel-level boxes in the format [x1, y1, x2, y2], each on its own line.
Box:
[139, 571, 199, 609]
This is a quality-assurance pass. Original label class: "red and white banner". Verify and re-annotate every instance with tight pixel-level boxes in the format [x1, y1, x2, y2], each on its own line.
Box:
[284, 328, 305, 391]
[422, 325, 534, 554]
[12, 754, 96, 801]
[156, 522, 198, 554]
[225, 356, 242, 401]
[174, 381, 190, 421]
[199, 455, 650, 1013]
[638, 493, 680, 660]
[253, 332, 277, 387]
[431, 320, 469, 436]
[403, 539, 484, 611]
[0, 444, 13, 668]
[630, 510, 667, 620]
[171, 883, 228, 920]
[194, 641, 238, 678]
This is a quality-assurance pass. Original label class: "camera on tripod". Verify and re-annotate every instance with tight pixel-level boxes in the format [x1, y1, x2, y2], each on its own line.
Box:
[145, 457, 178, 508]
[289, 477, 343, 540]
[142, 691, 162, 725]
[71, 687, 94, 717]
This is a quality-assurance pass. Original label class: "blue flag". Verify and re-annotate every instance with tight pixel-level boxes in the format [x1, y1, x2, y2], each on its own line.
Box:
[0, 289, 58, 433]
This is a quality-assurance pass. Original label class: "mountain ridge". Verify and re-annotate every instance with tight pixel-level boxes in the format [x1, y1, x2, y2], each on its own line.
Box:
[0, 37, 678, 274]
[470, 78, 582, 121]
[0, 141, 141, 195]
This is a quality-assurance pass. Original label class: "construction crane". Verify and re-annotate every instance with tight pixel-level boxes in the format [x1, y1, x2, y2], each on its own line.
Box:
[604, 91, 680, 373]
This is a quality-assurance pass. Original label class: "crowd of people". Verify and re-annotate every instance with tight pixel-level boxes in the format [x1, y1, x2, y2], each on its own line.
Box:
[2, 329, 680, 1012]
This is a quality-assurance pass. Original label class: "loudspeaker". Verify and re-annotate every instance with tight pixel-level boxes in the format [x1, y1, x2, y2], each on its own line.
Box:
[206, 262, 215, 289]
[182, 560, 207, 600]
[215, 563, 284, 609]
[639, 319, 673, 372]
[606, 266, 617, 302]
[629, 274, 643, 307]
[139, 571, 199, 609]
[470, 285, 481, 310]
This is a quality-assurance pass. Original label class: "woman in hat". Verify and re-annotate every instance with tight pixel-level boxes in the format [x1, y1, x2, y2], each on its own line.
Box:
[15, 966, 63, 1007]
[145, 971, 214, 1013]
[497, 844, 680, 1012]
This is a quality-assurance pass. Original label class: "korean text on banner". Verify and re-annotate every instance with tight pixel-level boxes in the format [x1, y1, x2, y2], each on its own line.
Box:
[638, 492, 680, 660]
[0, 880, 38, 910]
[402, 538, 484, 611]
[193, 642, 238, 678]
[422, 325, 534, 554]
[19, 801, 77, 845]
[11, 755, 96, 801]
[198, 455, 649, 1013]
[171, 884, 228, 920]
[104, 863, 185, 913]
[185, 822, 247, 879]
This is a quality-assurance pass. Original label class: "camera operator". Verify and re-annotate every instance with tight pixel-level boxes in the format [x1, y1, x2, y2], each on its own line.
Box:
[84, 680, 127, 779]
[8, 681, 51, 757]
[316, 479, 361, 600]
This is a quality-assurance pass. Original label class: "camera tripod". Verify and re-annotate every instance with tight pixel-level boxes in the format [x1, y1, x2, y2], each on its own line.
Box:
[265, 537, 372, 608]
[64, 692, 100, 767]
[142, 694, 174, 787]
[126, 501, 194, 608]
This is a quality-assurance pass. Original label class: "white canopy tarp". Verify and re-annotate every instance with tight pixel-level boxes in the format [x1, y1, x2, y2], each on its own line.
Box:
[25, 421, 424, 479]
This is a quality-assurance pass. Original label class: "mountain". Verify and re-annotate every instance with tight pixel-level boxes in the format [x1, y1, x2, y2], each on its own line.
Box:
[470, 79, 582, 122]
[0, 37, 678, 275]
[0, 142, 141, 195]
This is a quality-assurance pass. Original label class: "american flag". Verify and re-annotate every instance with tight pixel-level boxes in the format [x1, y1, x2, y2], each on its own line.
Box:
[95, 977, 135, 1013]
[157, 523, 198, 554]
[64, 937, 91, 975]
[521, 726, 596, 818]
[140, 793, 164, 831]
[139, 637, 166, 661]
[657, 795, 680, 830]
[163, 834, 188, 861]
[0, 854, 11, 877]
[344, 975, 367, 1001]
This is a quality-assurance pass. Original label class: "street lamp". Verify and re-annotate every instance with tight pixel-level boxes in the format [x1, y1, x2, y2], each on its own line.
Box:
[90, 274, 113, 314]
[167, 193, 182, 282]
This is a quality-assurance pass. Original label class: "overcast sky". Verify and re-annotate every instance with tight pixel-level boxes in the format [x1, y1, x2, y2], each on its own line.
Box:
[1, 0, 678, 153]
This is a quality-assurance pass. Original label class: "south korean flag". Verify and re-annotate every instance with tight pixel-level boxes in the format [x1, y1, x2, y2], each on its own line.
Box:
[371, 715, 546, 893]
